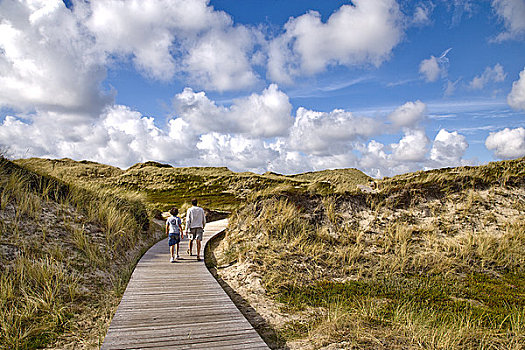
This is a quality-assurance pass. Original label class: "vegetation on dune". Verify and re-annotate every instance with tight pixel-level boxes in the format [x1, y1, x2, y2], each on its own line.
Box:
[15, 158, 372, 213]
[0, 158, 162, 349]
[10, 155, 523, 349]
[215, 157, 525, 349]
[2, 156, 371, 349]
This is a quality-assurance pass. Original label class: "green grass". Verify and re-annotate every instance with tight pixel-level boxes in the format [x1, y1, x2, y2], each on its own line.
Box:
[275, 274, 525, 348]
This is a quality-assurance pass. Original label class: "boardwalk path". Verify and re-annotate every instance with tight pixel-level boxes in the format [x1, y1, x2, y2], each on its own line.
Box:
[102, 219, 269, 349]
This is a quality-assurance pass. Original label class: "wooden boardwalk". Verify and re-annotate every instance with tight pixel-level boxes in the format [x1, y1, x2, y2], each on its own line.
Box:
[102, 219, 269, 349]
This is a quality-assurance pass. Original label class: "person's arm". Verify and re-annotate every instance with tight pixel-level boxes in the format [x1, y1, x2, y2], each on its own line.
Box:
[201, 208, 206, 227]
[185, 209, 191, 233]
[165, 221, 169, 237]
[178, 218, 183, 238]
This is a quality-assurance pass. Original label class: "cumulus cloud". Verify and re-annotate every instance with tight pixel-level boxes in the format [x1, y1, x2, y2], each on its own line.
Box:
[0, 0, 110, 113]
[0, 84, 290, 171]
[357, 128, 468, 178]
[1, 0, 488, 178]
[197, 133, 279, 172]
[181, 27, 259, 91]
[358, 140, 393, 178]
[358, 135, 428, 178]
[419, 48, 452, 82]
[173, 84, 293, 138]
[268, 0, 404, 83]
[287, 107, 381, 156]
[0, 0, 264, 124]
[80, 0, 259, 90]
[0, 105, 198, 168]
[508, 67, 525, 110]
[492, 0, 525, 41]
[469, 63, 506, 89]
[429, 129, 468, 166]
[391, 129, 429, 162]
[388, 100, 427, 128]
[485, 127, 525, 159]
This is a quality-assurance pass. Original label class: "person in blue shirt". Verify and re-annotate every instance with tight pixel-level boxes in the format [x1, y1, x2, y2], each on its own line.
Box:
[166, 207, 183, 262]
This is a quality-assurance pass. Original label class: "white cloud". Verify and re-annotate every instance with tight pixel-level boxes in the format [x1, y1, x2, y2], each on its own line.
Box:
[450, 0, 475, 26]
[469, 63, 506, 89]
[0, 0, 110, 113]
[391, 129, 429, 162]
[80, 0, 260, 90]
[182, 27, 259, 91]
[268, 0, 404, 83]
[1, 84, 292, 170]
[429, 129, 468, 166]
[358, 140, 395, 178]
[388, 100, 427, 128]
[358, 135, 428, 178]
[197, 133, 278, 172]
[419, 56, 440, 82]
[0, 105, 198, 168]
[444, 79, 461, 96]
[485, 127, 525, 159]
[492, 0, 525, 41]
[412, 3, 434, 25]
[173, 84, 293, 137]
[288, 107, 381, 156]
[419, 48, 451, 82]
[508, 67, 525, 110]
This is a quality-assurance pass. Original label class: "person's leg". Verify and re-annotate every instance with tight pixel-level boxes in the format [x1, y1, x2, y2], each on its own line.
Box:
[169, 241, 175, 262]
[196, 239, 201, 260]
[175, 242, 180, 258]
[188, 238, 193, 255]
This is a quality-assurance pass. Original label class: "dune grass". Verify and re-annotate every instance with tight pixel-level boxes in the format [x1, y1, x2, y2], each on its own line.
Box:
[15, 158, 372, 215]
[216, 158, 525, 349]
[0, 157, 161, 348]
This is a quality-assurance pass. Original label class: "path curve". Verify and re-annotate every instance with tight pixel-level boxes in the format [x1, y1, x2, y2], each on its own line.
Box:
[102, 219, 269, 349]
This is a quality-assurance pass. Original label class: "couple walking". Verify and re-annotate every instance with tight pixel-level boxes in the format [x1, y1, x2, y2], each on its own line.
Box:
[165, 199, 206, 262]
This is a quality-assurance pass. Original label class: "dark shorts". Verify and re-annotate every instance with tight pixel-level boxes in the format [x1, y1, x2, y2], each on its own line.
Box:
[168, 234, 181, 246]
[189, 227, 204, 241]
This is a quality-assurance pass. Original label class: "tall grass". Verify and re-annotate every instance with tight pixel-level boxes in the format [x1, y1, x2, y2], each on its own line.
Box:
[217, 159, 525, 349]
[0, 257, 78, 349]
[0, 157, 157, 348]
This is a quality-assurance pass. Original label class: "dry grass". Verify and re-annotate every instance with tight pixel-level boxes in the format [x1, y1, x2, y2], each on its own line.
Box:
[15, 157, 372, 213]
[0, 157, 162, 349]
[0, 257, 78, 349]
[215, 157, 525, 349]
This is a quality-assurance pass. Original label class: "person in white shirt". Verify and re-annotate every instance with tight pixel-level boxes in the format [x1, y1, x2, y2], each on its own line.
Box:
[185, 199, 206, 261]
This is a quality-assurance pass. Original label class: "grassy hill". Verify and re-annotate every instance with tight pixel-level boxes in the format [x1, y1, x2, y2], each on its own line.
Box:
[2, 157, 371, 349]
[7, 156, 523, 349]
[212, 157, 525, 349]
[15, 158, 372, 213]
[0, 158, 163, 349]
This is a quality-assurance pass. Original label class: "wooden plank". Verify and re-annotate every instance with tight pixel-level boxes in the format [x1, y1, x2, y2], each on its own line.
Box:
[103, 328, 261, 346]
[102, 219, 269, 349]
[105, 335, 267, 349]
[103, 321, 254, 339]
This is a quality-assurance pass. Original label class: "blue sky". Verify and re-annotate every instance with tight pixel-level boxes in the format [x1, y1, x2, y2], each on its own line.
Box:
[0, 0, 524, 177]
